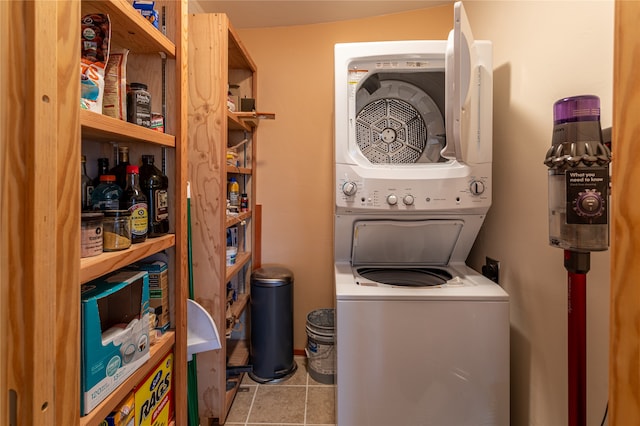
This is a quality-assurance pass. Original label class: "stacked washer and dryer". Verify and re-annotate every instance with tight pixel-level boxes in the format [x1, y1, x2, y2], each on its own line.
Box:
[333, 2, 509, 425]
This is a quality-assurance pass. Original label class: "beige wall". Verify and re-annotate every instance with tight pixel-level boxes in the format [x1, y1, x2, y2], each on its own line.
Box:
[238, 2, 613, 425]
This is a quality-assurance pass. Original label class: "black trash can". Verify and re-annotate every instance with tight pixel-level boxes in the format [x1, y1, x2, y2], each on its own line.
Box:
[249, 266, 297, 383]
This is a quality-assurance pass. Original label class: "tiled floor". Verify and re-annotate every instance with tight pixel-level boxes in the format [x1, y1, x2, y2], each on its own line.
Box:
[225, 355, 336, 426]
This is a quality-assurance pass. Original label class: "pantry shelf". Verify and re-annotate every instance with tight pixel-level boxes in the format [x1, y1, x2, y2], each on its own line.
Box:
[226, 211, 252, 228]
[79, 331, 175, 426]
[81, 110, 176, 147]
[225, 251, 251, 282]
[80, 234, 175, 284]
[81, 0, 175, 57]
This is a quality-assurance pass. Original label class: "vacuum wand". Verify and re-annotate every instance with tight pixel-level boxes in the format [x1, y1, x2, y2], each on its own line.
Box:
[565, 249, 589, 426]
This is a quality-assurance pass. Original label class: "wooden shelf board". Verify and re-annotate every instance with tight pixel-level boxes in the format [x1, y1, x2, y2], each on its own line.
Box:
[227, 294, 249, 333]
[79, 331, 175, 426]
[225, 251, 251, 282]
[81, 110, 176, 147]
[227, 111, 251, 131]
[81, 0, 175, 57]
[80, 234, 175, 284]
[226, 165, 252, 175]
[226, 211, 252, 228]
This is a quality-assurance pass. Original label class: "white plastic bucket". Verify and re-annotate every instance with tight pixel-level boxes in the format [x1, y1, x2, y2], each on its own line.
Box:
[305, 308, 335, 384]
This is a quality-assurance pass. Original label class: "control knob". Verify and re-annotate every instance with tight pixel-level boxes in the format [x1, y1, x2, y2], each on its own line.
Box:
[387, 194, 398, 205]
[573, 189, 604, 217]
[469, 180, 485, 195]
[403, 195, 415, 205]
[342, 181, 357, 196]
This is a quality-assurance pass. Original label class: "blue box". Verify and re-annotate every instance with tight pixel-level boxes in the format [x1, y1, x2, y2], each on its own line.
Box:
[127, 260, 170, 332]
[133, 1, 159, 29]
[81, 270, 150, 416]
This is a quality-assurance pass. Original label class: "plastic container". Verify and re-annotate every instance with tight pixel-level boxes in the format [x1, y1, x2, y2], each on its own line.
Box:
[81, 212, 104, 258]
[306, 308, 336, 384]
[226, 246, 237, 266]
[102, 210, 132, 251]
[127, 82, 151, 127]
[228, 177, 240, 207]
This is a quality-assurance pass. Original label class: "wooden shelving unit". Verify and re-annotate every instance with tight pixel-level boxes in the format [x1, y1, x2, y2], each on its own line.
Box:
[75, 1, 188, 424]
[2, 1, 189, 424]
[188, 12, 271, 425]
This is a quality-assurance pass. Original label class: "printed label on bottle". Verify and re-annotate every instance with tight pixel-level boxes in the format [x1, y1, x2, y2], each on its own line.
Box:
[129, 203, 149, 236]
[155, 190, 169, 220]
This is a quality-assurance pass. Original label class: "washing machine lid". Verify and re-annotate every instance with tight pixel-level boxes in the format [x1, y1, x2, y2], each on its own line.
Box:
[351, 220, 463, 266]
[442, 1, 478, 163]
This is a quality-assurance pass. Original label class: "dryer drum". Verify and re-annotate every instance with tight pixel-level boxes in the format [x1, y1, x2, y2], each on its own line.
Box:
[356, 98, 427, 163]
[355, 79, 445, 164]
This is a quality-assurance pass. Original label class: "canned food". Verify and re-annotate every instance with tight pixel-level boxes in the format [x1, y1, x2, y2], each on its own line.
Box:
[81, 212, 104, 258]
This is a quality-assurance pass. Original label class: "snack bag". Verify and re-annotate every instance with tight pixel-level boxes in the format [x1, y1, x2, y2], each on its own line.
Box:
[103, 48, 129, 120]
[81, 14, 111, 113]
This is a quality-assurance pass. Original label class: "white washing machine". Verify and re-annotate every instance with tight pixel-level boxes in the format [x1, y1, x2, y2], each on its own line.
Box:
[334, 2, 509, 425]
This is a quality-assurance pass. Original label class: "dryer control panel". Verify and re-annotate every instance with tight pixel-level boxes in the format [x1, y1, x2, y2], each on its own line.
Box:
[336, 163, 490, 214]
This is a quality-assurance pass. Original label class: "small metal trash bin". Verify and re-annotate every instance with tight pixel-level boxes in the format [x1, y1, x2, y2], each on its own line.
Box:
[249, 266, 297, 383]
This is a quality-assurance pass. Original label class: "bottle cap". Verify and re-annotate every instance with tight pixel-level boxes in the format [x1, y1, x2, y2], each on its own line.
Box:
[126, 165, 139, 174]
[100, 175, 116, 182]
[142, 154, 155, 163]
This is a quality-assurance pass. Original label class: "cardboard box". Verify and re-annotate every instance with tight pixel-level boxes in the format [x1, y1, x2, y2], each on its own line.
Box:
[100, 391, 135, 426]
[128, 260, 170, 332]
[81, 270, 150, 416]
[134, 352, 174, 426]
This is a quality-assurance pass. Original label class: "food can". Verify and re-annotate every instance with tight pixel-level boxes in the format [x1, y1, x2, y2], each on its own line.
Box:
[81, 212, 104, 258]
[103, 210, 132, 251]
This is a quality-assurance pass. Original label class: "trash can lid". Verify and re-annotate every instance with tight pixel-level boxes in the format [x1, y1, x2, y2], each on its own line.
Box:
[251, 266, 294, 285]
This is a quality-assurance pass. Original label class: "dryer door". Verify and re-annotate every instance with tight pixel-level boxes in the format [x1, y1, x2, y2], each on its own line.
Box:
[442, 1, 478, 163]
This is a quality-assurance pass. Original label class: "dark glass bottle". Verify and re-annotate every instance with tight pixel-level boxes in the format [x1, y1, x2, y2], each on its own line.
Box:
[93, 157, 110, 187]
[109, 146, 130, 190]
[121, 165, 148, 243]
[81, 155, 94, 211]
[140, 154, 169, 237]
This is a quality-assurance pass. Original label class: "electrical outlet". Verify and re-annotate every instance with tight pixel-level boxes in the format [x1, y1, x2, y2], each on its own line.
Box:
[482, 257, 500, 284]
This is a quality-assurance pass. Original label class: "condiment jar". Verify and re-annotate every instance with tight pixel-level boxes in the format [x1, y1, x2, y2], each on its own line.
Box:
[102, 210, 132, 251]
[81, 212, 104, 258]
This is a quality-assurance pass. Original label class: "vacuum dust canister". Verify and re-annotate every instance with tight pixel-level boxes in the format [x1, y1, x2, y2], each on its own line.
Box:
[543, 95, 611, 252]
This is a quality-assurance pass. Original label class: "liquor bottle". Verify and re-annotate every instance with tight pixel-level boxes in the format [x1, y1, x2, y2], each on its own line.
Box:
[91, 174, 122, 210]
[93, 157, 109, 187]
[140, 154, 169, 237]
[81, 155, 94, 210]
[122, 165, 148, 243]
[109, 145, 130, 190]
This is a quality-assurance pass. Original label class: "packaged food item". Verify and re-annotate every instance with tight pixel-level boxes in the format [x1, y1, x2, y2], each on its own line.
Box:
[150, 113, 164, 132]
[127, 83, 152, 128]
[133, 1, 159, 29]
[81, 212, 104, 258]
[102, 48, 129, 120]
[80, 14, 111, 113]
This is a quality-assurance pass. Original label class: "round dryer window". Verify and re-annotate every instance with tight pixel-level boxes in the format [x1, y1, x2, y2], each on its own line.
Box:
[355, 79, 445, 164]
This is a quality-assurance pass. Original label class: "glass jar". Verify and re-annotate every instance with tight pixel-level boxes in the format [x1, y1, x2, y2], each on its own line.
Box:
[102, 210, 132, 251]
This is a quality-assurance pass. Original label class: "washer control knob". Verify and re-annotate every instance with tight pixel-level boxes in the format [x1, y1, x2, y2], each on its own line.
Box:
[342, 181, 357, 196]
[387, 194, 398, 205]
[403, 195, 415, 205]
[470, 180, 485, 195]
